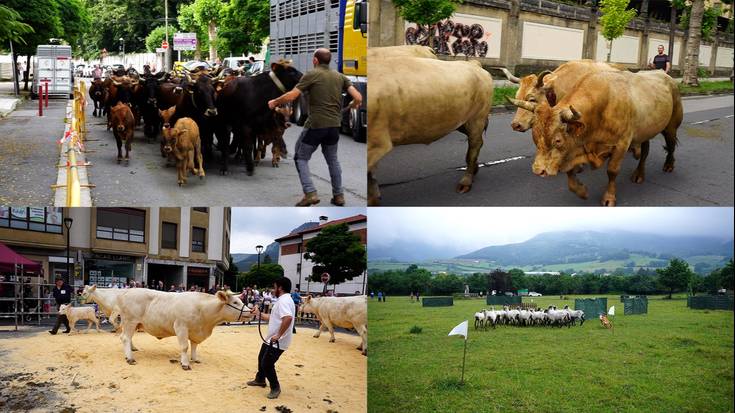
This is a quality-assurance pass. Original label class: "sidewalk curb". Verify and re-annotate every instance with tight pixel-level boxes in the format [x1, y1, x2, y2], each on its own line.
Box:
[53, 100, 93, 207]
[0, 98, 20, 118]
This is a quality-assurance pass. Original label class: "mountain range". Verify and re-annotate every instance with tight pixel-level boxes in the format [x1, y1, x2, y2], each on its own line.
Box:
[370, 231, 733, 267]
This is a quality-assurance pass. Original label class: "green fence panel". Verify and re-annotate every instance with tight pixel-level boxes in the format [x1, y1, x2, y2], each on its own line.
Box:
[623, 296, 648, 315]
[687, 295, 734, 310]
[486, 295, 522, 306]
[574, 297, 608, 317]
[422, 296, 454, 307]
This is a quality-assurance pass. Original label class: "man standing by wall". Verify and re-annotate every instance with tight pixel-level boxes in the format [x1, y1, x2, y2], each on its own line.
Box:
[649, 44, 672, 74]
[247, 277, 296, 399]
[267, 48, 363, 207]
[48, 277, 71, 335]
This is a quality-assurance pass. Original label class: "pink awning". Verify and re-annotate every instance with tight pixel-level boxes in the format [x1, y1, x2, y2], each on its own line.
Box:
[0, 242, 42, 273]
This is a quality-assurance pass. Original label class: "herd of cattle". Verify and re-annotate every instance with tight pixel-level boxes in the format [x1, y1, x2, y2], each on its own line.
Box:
[473, 305, 585, 330]
[88, 61, 303, 184]
[368, 45, 683, 206]
[73, 285, 366, 370]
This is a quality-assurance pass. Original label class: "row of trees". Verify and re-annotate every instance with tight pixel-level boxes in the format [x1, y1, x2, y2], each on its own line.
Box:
[367, 259, 734, 298]
[0, 0, 270, 69]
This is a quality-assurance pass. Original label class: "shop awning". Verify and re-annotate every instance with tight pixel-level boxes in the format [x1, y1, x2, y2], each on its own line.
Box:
[0, 242, 42, 273]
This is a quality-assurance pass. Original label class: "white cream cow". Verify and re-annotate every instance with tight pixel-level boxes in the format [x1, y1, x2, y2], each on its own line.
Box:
[368, 54, 494, 205]
[115, 289, 252, 370]
[58, 304, 100, 334]
[81, 285, 125, 331]
[300, 295, 367, 355]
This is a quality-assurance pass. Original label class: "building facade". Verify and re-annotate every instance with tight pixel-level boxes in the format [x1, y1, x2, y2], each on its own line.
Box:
[0, 207, 230, 290]
[277, 215, 367, 296]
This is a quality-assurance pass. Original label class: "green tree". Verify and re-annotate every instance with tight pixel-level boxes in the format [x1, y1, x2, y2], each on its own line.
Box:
[507, 268, 527, 291]
[0, 5, 34, 45]
[431, 273, 463, 295]
[465, 273, 487, 294]
[598, 0, 637, 62]
[218, 0, 269, 56]
[178, 2, 208, 60]
[657, 258, 695, 298]
[238, 263, 284, 290]
[146, 25, 180, 53]
[192, 0, 224, 61]
[392, 0, 461, 49]
[304, 223, 367, 286]
[56, 0, 90, 53]
[682, 0, 705, 86]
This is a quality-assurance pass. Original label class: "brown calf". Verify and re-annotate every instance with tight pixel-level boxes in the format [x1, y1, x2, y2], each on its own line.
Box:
[163, 117, 205, 186]
[255, 105, 292, 168]
[110, 102, 135, 164]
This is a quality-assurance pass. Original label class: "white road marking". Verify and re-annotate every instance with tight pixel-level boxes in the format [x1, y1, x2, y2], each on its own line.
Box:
[456, 156, 527, 171]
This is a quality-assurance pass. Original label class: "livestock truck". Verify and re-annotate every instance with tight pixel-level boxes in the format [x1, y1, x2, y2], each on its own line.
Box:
[269, 0, 368, 142]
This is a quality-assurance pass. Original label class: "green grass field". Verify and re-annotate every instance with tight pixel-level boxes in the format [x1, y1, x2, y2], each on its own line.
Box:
[368, 295, 734, 413]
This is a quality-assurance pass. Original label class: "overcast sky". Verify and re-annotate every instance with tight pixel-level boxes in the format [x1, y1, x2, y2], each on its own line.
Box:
[230, 207, 367, 254]
[369, 207, 734, 254]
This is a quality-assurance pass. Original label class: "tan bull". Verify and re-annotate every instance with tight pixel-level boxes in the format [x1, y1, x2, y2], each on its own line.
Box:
[512, 70, 682, 206]
[501, 60, 623, 132]
[368, 55, 494, 205]
[367, 45, 437, 60]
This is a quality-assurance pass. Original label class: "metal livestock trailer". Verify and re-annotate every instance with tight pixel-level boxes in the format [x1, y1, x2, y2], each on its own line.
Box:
[32, 45, 74, 99]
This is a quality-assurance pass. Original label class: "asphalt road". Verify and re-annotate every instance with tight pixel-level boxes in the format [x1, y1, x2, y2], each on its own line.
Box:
[82, 81, 367, 206]
[373, 94, 734, 206]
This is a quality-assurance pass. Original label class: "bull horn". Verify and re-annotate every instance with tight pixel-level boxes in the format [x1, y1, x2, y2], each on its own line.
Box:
[536, 70, 553, 89]
[505, 96, 537, 112]
[560, 105, 582, 122]
[499, 68, 521, 84]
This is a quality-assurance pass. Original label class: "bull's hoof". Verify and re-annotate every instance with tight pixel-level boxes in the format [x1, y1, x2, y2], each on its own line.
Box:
[367, 196, 381, 206]
[178, 181, 183, 187]
[181, 365, 191, 371]
[246, 169, 254, 176]
[117, 158, 122, 164]
[361, 350, 367, 356]
[312, 334, 319, 338]
[132, 347, 139, 351]
[126, 359, 136, 365]
[329, 338, 335, 343]
[570, 183, 588, 200]
[193, 360, 201, 364]
[663, 162, 675, 173]
[600, 193, 617, 207]
[456, 183, 472, 194]
[630, 170, 645, 184]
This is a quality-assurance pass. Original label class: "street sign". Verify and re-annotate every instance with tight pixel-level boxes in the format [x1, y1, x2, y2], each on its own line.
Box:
[161, 40, 169, 49]
[173, 32, 197, 51]
[155, 48, 165, 53]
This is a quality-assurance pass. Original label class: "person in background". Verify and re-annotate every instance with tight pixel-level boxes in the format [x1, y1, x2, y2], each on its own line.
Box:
[209, 284, 219, 295]
[169, 284, 176, 292]
[377, 291, 383, 302]
[43, 287, 53, 317]
[290, 290, 301, 334]
[649, 44, 671, 74]
[49, 277, 71, 335]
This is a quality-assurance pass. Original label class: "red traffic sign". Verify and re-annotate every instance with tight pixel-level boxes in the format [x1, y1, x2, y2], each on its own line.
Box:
[321, 272, 330, 284]
[161, 40, 169, 49]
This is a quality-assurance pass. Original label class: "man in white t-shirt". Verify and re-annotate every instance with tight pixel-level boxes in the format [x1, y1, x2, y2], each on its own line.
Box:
[247, 277, 295, 399]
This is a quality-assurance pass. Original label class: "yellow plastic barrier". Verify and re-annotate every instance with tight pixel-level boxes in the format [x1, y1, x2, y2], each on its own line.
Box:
[65, 80, 86, 207]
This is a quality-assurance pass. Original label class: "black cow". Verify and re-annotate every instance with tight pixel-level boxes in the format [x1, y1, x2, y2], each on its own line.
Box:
[88, 78, 107, 117]
[140, 74, 166, 142]
[214, 60, 303, 175]
[162, 74, 218, 158]
[103, 76, 137, 130]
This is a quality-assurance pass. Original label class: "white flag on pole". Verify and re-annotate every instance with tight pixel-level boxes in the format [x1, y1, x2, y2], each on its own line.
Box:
[608, 306, 615, 316]
[448, 320, 468, 340]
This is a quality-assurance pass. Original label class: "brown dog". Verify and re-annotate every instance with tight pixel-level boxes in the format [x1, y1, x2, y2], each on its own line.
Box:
[163, 117, 205, 186]
[599, 314, 614, 333]
[110, 102, 135, 164]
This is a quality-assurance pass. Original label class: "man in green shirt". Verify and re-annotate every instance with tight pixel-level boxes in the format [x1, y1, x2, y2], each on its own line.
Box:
[268, 48, 363, 206]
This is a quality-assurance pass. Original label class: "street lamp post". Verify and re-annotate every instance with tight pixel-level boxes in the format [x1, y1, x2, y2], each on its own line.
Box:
[63, 217, 73, 286]
[256, 245, 264, 271]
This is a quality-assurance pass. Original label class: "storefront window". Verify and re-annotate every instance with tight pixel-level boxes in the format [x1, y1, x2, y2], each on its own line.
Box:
[192, 227, 206, 252]
[0, 207, 63, 233]
[193, 207, 208, 213]
[96, 208, 145, 243]
[86, 259, 135, 286]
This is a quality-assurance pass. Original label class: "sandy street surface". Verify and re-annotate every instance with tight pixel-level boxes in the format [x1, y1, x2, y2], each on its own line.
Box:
[0, 324, 366, 413]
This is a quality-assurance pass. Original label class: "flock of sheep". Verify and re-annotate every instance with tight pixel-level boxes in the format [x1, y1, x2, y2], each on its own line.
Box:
[473, 305, 585, 330]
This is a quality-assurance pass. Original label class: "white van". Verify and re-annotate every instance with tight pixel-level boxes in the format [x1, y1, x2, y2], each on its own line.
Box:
[32, 45, 74, 99]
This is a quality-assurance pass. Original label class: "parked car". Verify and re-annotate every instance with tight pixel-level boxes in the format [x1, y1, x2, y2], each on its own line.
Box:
[528, 292, 542, 297]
